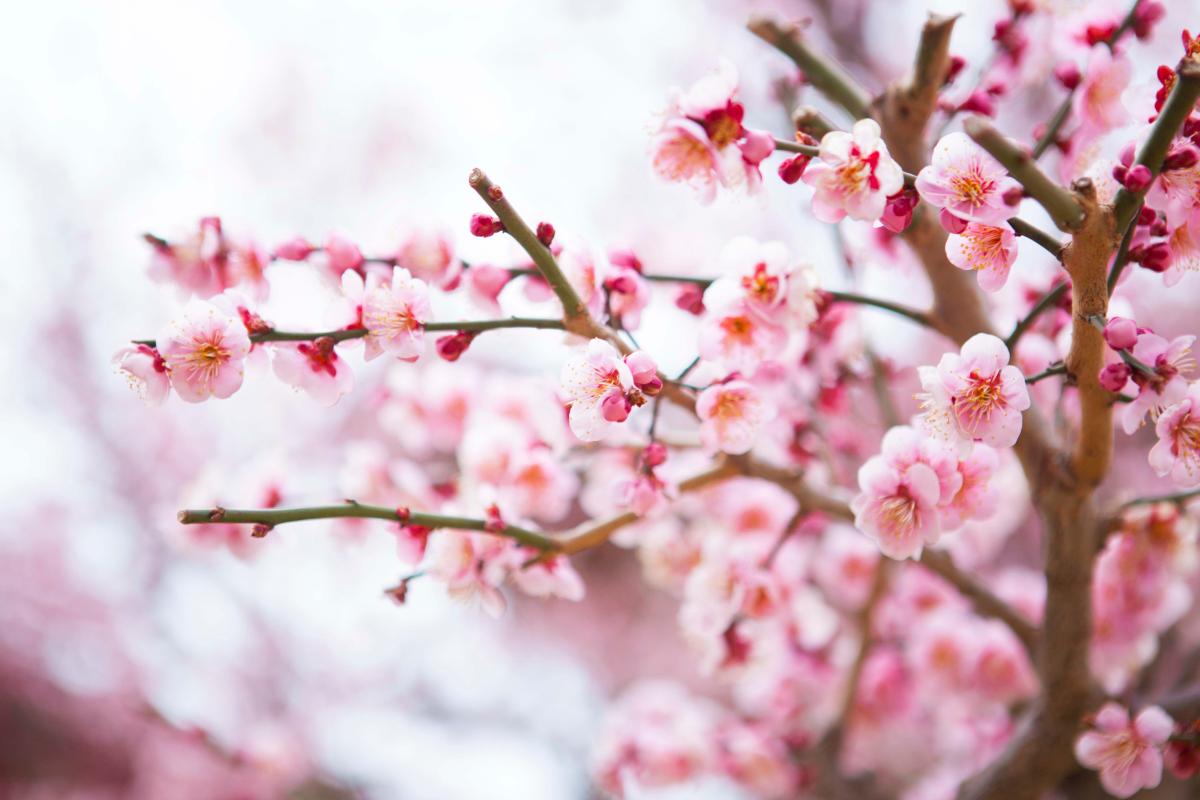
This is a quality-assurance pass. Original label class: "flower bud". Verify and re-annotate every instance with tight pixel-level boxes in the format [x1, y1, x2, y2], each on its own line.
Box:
[641, 441, 668, 468]
[536, 221, 556, 247]
[609, 249, 643, 273]
[272, 237, 316, 261]
[436, 331, 477, 362]
[674, 283, 705, 315]
[1054, 61, 1082, 90]
[1164, 144, 1200, 172]
[958, 90, 996, 116]
[944, 55, 966, 86]
[1131, 241, 1171, 272]
[1133, 2, 1166, 40]
[325, 234, 364, 273]
[600, 391, 632, 423]
[469, 213, 504, 238]
[778, 154, 811, 184]
[1103, 317, 1139, 351]
[1002, 186, 1024, 206]
[1122, 164, 1153, 193]
[1098, 362, 1133, 392]
[624, 350, 658, 385]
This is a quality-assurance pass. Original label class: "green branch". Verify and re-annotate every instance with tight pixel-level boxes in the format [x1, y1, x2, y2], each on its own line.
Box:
[747, 17, 874, 120]
[178, 503, 561, 551]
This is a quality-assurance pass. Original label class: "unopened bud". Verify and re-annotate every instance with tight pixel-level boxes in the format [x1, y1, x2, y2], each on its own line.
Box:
[469, 214, 504, 238]
[1103, 316, 1139, 351]
[536, 221, 556, 247]
[436, 331, 477, 362]
[1098, 362, 1133, 392]
[939, 207, 970, 234]
[1054, 62, 1082, 90]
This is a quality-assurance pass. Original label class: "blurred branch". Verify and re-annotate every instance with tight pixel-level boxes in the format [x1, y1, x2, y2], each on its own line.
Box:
[747, 17, 873, 120]
[1006, 283, 1068, 350]
[133, 318, 566, 348]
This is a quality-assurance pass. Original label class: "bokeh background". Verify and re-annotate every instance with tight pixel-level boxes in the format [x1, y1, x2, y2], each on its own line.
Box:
[1, 0, 1194, 797]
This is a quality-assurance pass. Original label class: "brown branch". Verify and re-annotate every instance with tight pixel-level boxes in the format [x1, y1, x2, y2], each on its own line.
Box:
[876, 13, 959, 172]
[964, 117, 1084, 230]
[792, 104, 836, 138]
[746, 17, 873, 121]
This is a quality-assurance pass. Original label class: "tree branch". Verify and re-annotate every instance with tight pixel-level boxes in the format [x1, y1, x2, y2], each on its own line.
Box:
[177, 503, 561, 551]
[876, 13, 959, 172]
[1006, 283, 1068, 350]
[919, 550, 1038, 656]
[746, 17, 874, 121]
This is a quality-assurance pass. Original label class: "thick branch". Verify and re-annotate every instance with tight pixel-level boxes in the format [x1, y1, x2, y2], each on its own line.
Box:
[177, 503, 561, 551]
[964, 117, 1083, 230]
[746, 17, 873, 120]
[876, 13, 958, 171]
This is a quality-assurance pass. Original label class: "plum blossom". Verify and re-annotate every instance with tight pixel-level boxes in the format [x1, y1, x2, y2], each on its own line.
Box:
[1074, 703, 1173, 798]
[696, 379, 773, 455]
[851, 427, 948, 560]
[394, 230, 461, 290]
[919, 334, 1030, 449]
[1149, 381, 1200, 486]
[1121, 333, 1195, 434]
[1072, 46, 1132, 143]
[698, 296, 788, 372]
[362, 267, 432, 361]
[113, 344, 171, 405]
[710, 237, 823, 327]
[915, 133, 1020, 226]
[802, 119, 905, 223]
[650, 61, 775, 202]
[946, 222, 1018, 292]
[561, 340, 657, 441]
[157, 299, 252, 402]
[421, 530, 507, 618]
[270, 338, 354, 406]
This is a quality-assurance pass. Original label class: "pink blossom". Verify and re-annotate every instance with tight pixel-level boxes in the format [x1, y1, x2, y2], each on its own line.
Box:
[940, 444, 1000, 530]
[270, 338, 354, 406]
[945, 222, 1018, 292]
[505, 550, 585, 601]
[157, 299, 252, 402]
[394, 230, 461, 290]
[916, 133, 1020, 226]
[802, 119, 905, 223]
[362, 266, 432, 361]
[561, 339, 639, 442]
[709, 237, 821, 328]
[1121, 333, 1194, 434]
[919, 334, 1030, 448]
[466, 263, 513, 314]
[851, 428, 946, 559]
[113, 344, 171, 405]
[698, 297, 788, 372]
[1074, 703, 1173, 798]
[603, 261, 650, 329]
[1103, 317, 1139, 351]
[696, 380, 773, 455]
[501, 446, 580, 523]
[1149, 382, 1200, 486]
[1072, 46, 1131, 142]
[650, 61, 775, 202]
[422, 530, 507, 618]
[324, 233, 364, 274]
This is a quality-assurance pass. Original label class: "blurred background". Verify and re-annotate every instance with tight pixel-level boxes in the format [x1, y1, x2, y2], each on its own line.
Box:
[0, 0, 1193, 797]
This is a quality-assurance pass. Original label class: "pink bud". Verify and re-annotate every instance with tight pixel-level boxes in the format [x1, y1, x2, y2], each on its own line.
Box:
[958, 90, 996, 116]
[272, 237, 316, 261]
[1111, 164, 1129, 185]
[600, 392, 632, 423]
[1138, 206, 1158, 226]
[1122, 164, 1153, 193]
[484, 504, 505, 533]
[944, 55, 966, 85]
[436, 331, 477, 362]
[778, 154, 811, 184]
[1118, 142, 1136, 168]
[325, 234, 364, 272]
[624, 350, 659, 385]
[675, 283, 705, 315]
[536, 221, 555, 247]
[939, 207, 970, 234]
[1164, 144, 1200, 171]
[1001, 186, 1024, 207]
[880, 189, 917, 233]
[1103, 317, 1139, 351]
[609, 249, 643, 273]
[637, 375, 663, 396]
[739, 128, 775, 165]
[642, 442, 668, 468]
[1054, 62, 1082, 90]
[1098, 362, 1133, 392]
[1133, 1, 1166, 40]
[605, 273, 639, 294]
[469, 214, 504, 238]
[1137, 241, 1172, 272]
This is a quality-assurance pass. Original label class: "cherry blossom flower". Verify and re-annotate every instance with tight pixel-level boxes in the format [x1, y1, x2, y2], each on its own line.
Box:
[270, 338, 354, 406]
[915, 133, 1020, 226]
[1149, 381, 1200, 486]
[919, 334, 1030, 449]
[361, 267, 432, 361]
[421, 530, 507, 618]
[802, 119, 905, 223]
[1121, 333, 1195, 434]
[698, 297, 788, 372]
[112, 344, 171, 405]
[851, 428, 946, 559]
[709, 237, 823, 328]
[157, 299, 252, 402]
[505, 549, 585, 601]
[560, 339, 644, 442]
[394, 230, 461, 290]
[650, 61, 775, 202]
[946, 222, 1018, 292]
[1074, 703, 1173, 798]
[696, 379, 773, 455]
[1072, 46, 1132, 143]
